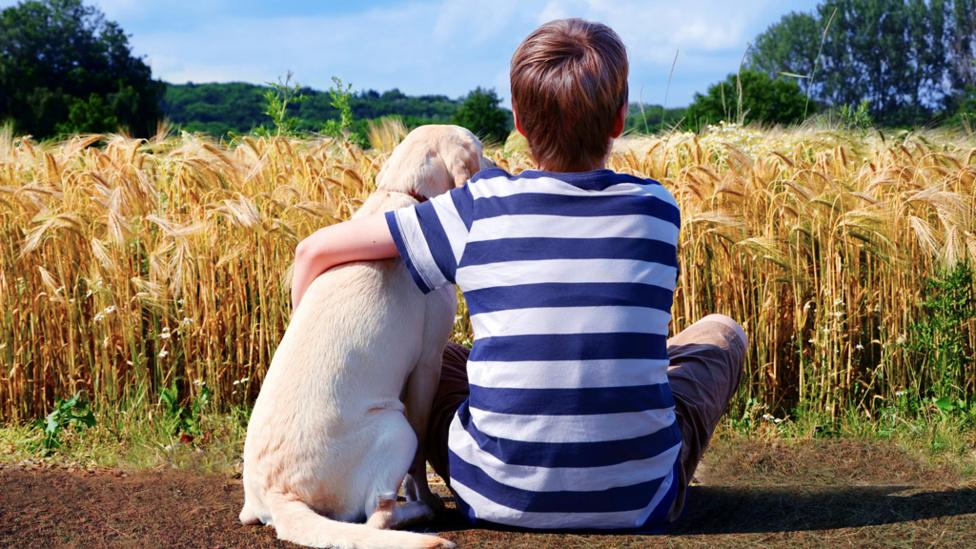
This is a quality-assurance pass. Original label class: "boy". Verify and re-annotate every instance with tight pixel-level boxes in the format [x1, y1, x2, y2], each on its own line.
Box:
[290, 18, 746, 530]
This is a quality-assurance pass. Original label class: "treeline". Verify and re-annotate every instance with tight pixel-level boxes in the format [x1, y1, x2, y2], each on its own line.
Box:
[746, 0, 976, 127]
[162, 83, 469, 137]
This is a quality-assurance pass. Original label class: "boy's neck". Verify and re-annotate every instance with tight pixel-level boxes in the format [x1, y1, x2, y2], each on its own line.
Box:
[535, 142, 613, 173]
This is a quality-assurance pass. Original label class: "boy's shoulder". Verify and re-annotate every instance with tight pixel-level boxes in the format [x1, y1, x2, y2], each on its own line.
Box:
[464, 167, 677, 215]
[467, 166, 664, 191]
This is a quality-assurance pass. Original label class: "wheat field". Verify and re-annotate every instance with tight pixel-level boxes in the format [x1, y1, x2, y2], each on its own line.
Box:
[1, 122, 974, 422]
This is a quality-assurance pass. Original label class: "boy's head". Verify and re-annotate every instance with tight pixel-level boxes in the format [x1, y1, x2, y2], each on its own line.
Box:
[510, 18, 628, 172]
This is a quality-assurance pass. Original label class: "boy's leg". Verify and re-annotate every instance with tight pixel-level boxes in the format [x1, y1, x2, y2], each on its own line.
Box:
[424, 342, 471, 483]
[666, 314, 747, 522]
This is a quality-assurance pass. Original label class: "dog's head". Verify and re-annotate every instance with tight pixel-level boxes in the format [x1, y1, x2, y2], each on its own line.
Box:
[375, 125, 489, 200]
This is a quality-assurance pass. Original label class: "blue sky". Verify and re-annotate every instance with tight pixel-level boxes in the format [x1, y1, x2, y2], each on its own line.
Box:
[2, 0, 824, 107]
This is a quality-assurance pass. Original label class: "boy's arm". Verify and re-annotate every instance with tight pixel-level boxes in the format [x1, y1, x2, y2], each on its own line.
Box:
[290, 212, 398, 310]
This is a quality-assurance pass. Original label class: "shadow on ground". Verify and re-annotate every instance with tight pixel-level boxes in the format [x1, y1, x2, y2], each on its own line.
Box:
[674, 484, 976, 534]
[424, 484, 976, 535]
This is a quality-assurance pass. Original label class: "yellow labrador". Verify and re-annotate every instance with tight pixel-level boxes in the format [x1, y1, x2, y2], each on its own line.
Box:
[240, 125, 486, 548]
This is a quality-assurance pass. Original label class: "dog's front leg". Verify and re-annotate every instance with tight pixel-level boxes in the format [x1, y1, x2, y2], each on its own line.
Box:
[401, 352, 446, 513]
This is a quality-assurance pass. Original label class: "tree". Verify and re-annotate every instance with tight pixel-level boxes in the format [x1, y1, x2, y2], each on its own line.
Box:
[452, 87, 511, 144]
[684, 70, 810, 130]
[747, 0, 976, 126]
[0, 0, 162, 137]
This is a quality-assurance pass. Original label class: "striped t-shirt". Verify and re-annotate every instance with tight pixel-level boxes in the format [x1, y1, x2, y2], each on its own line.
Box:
[384, 167, 682, 530]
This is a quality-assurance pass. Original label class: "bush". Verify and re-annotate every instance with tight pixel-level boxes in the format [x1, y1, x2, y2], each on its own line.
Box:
[452, 87, 511, 144]
[684, 70, 811, 130]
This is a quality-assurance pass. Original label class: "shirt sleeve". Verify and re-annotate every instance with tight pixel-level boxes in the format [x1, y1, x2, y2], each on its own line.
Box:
[384, 184, 474, 293]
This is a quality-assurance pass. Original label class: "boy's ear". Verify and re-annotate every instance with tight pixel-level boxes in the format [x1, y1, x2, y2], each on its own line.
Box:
[610, 103, 627, 138]
[514, 109, 527, 138]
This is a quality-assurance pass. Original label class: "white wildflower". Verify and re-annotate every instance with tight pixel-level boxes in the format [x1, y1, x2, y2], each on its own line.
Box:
[855, 343, 864, 350]
[158, 349, 168, 358]
[762, 413, 775, 421]
[193, 379, 205, 386]
[160, 327, 171, 339]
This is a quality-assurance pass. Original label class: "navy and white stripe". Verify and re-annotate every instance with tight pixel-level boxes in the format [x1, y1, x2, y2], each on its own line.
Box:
[385, 167, 682, 530]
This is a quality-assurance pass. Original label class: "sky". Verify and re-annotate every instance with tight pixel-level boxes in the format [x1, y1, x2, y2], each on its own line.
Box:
[1, 0, 824, 107]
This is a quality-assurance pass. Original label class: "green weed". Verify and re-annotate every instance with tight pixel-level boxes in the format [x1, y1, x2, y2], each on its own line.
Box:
[260, 71, 307, 137]
[159, 380, 212, 442]
[32, 392, 95, 455]
[906, 262, 975, 407]
[838, 99, 873, 130]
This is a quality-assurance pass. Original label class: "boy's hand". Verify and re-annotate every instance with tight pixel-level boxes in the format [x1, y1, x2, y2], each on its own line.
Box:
[290, 213, 399, 310]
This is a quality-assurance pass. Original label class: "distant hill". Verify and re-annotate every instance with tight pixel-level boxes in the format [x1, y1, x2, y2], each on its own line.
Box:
[161, 82, 685, 138]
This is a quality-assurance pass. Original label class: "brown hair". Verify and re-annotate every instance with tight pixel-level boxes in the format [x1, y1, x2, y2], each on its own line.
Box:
[510, 18, 628, 172]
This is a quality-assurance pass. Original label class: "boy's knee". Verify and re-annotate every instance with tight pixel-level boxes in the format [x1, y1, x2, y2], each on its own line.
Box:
[700, 314, 747, 351]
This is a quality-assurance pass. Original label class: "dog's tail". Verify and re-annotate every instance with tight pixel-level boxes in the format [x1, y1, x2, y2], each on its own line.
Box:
[265, 491, 454, 549]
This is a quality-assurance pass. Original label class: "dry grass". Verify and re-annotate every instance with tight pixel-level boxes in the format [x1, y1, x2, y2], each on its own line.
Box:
[1, 124, 974, 421]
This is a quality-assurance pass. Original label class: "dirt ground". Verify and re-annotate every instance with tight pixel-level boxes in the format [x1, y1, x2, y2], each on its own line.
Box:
[2, 438, 974, 548]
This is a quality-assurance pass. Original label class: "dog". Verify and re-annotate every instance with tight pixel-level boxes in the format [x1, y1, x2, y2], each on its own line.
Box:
[239, 125, 486, 549]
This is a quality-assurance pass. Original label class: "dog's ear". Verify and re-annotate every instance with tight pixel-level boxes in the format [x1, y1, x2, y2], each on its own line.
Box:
[444, 145, 483, 188]
[439, 128, 488, 188]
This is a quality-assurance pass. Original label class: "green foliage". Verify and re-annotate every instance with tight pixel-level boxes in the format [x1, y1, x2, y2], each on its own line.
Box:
[260, 72, 307, 137]
[0, 0, 162, 137]
[748, 0, 976, 127]
[159, 381, 212, 440]
[838, 99, 874, 130]
[684, 70, 810, 130]
[32, 392, 95, 455]
[162, 82, 266, 136]
[624, 103, 687, 134]
[906, 262, 975, 406]
[947, 86, 976, 129]
[748, 11, 821, 92]
[451, 87, 512, 144]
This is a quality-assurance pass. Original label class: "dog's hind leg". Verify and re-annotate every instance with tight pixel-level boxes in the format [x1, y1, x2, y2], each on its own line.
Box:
[360, 411, 438, 530]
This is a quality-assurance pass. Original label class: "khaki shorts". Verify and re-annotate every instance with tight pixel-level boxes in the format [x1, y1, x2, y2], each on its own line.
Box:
[424, 313, 747, 523]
